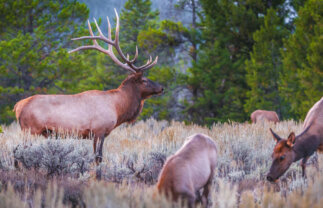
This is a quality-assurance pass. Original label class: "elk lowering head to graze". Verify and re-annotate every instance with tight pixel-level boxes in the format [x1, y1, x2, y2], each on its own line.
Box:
[14, 9, 163, 166]
[267, 97, 323, 182]
[251, 110, 279, 124]
[157, 133, 217, 208]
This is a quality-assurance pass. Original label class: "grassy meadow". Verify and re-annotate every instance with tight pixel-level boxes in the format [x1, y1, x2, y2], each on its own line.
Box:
[0, 119, 322, 207]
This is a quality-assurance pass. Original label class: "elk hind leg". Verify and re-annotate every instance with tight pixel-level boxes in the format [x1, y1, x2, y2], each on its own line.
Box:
[180, 191, 196, 208]
[313, 152, 319, 171]
[95, 136, 106, 164]
[93, 137, 98, 162]
[301, 157, 309, 178]
[201, 178, 213, 207]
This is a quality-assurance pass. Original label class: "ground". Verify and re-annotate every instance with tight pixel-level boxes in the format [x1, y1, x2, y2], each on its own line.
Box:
[0, 119, 322, 207]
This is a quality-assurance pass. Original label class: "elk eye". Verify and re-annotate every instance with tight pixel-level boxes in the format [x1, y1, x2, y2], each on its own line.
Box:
[280, 155, 285, 161]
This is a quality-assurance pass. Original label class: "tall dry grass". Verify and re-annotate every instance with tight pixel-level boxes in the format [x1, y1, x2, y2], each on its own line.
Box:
[0, 119, 322, 207]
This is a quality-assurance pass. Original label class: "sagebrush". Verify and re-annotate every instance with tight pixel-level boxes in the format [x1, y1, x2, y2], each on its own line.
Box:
[0, 119, 322, 207]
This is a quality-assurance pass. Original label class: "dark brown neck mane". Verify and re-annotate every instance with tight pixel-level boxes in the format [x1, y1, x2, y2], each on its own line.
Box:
[113, 76, 144, 126]
[293, 123, 319, 161]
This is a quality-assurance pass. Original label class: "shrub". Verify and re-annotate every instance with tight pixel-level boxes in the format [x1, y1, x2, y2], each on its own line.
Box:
[13, 139, 94, 177]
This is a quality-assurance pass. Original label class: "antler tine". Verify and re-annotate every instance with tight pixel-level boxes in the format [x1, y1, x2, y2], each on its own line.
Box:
[93, 18, 104, 37]
[141, 56, 158, 71]
[87, 20, 98, 46]
[129, 46, 138, 63]
[106, 16, 113, 52]
[113, 9, 127, 61]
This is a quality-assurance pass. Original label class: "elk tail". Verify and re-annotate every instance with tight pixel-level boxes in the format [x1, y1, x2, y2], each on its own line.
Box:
[13, 97, 33, 122]
[13, 101, 23, 122]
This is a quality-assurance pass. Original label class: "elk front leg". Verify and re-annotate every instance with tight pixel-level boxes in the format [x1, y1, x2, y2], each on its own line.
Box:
[313, 152, 319, 170]
[93, 137, 98, 162]
[95, 135, 106, 180]
[201, 178, 213, 207]
[181, 192, 196, 208]
[301, 157, 309, 178]
[95, 136, 106, 165]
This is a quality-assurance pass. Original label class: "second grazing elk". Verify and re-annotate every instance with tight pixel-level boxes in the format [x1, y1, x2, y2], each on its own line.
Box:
[157, 133, 217, 207]
[250, 110, 279, 124]
[14, 9, 163, 165]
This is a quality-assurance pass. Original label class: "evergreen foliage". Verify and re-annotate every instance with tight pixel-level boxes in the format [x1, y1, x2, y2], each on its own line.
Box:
[119, 0, 180, 120]
[244, 8, 289, 118]
[0, 0, 321, 124]
[0, 0, 90, 123]
[280, 0, 323, 119]
[187, 0, 288, 124]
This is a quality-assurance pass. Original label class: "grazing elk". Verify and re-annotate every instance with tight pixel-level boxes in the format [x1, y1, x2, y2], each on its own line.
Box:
[267, 97, 323, 182]
[251, 110, 279, 124]
[14, 9, 163, 165]
[157, 133, 217, 207]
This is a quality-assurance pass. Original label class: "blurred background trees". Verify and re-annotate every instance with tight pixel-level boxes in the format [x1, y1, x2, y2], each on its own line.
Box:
[0, 0, 90, 123]
[0, 0, 322, 125]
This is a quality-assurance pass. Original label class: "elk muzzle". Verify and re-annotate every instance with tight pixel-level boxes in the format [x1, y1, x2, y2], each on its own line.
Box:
[150, 80, 164, 95]
[266, 175, 276, 182]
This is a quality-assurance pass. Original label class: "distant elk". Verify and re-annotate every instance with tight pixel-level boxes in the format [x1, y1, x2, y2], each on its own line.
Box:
[157, 133, 217, 207]
[250, 110, 279, 124]
[14, 10, 163, 165]
[267, 97, 323, 182]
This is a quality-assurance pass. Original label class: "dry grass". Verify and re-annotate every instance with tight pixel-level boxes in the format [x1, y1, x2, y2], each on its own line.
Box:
[0, 119, 322, 207]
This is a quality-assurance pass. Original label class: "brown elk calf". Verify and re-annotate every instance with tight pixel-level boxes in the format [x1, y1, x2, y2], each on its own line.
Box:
[157, 133, 217, 207]
[267, 97, 323, 182]
[14, 10, 163, 165]
[251, 110, 279, 124]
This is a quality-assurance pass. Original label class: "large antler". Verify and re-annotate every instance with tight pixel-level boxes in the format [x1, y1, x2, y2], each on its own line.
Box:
[69, 9, 158, 73]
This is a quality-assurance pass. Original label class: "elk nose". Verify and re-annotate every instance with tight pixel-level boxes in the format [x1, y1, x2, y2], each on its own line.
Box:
[267, 175, 274, 182]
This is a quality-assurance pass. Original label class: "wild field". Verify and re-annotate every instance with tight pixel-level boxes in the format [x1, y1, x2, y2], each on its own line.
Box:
[0, 119, 322, 208]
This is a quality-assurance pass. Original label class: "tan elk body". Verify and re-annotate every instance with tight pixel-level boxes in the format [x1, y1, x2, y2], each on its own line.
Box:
[267, 97, 323, 182]
[157, 133, 217, 207]
[251, 110, 279, 123]
[14, 10, 163, 165]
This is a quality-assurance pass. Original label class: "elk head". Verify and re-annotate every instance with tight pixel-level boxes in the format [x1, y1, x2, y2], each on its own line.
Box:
[266, 128, 297, 182]
[69, 9, 164, 98]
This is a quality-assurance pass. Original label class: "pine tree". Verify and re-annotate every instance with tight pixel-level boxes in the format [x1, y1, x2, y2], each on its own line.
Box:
[174, 0, 201, 61]
[115, 0, 178, 120]
[244, 8, 289, 118]
[0, 0, 89, 123]
[280, 0, 323, 119]
[187, 0, 287, 124]
[120, 0, 159, 62]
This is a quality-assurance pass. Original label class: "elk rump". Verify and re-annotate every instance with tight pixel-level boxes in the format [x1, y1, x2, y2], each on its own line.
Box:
[157, 133, 217, 207]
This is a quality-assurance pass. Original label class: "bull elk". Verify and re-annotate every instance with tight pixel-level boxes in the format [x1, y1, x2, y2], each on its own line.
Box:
[157, 133, 217, 207]
[250, 110, 279, 124]
[14, 9, 163, 165]
[267, 97, 323, 182]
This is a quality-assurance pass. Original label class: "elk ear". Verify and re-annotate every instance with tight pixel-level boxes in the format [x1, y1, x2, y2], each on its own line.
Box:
[270, 128, 282, 143]
[286, 132, 296, 147]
